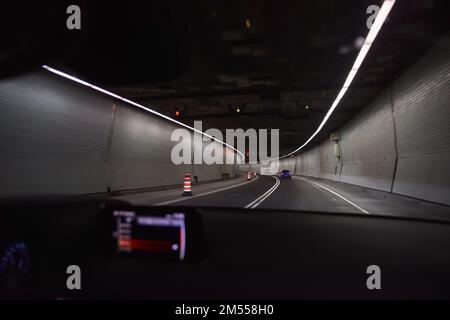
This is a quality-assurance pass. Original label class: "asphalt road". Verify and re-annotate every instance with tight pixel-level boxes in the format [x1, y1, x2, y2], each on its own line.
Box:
[156, 175, 364, 214]
[113, 174, 450, 220]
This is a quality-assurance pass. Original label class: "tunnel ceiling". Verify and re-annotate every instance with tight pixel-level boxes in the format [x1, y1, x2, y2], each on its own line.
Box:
[54, 0, 449, 155]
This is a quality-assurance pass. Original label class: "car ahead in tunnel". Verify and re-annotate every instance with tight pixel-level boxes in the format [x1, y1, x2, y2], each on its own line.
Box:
[280, 170, 292, 179]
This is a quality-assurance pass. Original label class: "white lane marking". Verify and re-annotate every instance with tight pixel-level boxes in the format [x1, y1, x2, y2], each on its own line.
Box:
[293, 176, 370, 214]
[244, 176, 280, 209]
[153, 176, 260, 206]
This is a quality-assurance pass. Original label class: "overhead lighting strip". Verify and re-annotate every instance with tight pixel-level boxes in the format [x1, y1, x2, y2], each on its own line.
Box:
[277, 0, 396, 160]
[42, 65, 244, 160]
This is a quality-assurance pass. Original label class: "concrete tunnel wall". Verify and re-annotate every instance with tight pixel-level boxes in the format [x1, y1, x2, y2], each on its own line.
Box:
[0, 70, 238, 195]
[279, 37, 450, 206]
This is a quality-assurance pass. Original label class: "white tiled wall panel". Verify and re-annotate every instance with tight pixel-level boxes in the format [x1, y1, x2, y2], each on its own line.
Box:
[340, 91, 396, 191]
[0, 71, 236, 195]
[392, 39, 450, 204]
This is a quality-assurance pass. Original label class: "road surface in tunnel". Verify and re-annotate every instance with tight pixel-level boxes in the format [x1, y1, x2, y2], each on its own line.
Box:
[114, 175, 364, 214]
[169, 175, 363, 214]
[257, 176, 365, 214]
[112, 174, 450, 221]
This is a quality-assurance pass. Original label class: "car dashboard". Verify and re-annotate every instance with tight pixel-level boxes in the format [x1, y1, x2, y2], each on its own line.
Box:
[0, 197, 450, 299]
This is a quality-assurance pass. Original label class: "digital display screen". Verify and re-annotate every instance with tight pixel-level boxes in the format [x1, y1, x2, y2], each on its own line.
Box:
[112, 210, 186, 261]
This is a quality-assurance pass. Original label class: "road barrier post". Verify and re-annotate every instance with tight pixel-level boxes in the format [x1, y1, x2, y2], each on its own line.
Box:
[183, 173, 193, 196]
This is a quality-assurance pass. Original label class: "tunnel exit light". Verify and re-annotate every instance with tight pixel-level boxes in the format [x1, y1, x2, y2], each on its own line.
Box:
[278, 0, 396, 160]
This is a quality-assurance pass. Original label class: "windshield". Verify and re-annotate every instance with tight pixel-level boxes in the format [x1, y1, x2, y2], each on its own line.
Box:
[1, 1, 450, 222]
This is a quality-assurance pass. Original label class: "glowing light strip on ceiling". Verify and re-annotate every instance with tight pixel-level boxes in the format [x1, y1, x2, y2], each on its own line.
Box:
[278, 0, 396, 160]
[42, 65, 245, 160]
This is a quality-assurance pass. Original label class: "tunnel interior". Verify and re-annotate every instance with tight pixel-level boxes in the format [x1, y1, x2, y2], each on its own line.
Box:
[0, 0, 450, 301]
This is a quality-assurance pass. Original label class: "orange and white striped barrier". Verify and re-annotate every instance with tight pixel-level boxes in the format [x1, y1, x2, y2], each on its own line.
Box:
[182, 173, 193, 196]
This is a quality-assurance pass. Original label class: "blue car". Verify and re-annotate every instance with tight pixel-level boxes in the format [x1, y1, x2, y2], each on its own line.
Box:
[280, 169, 292, 179]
